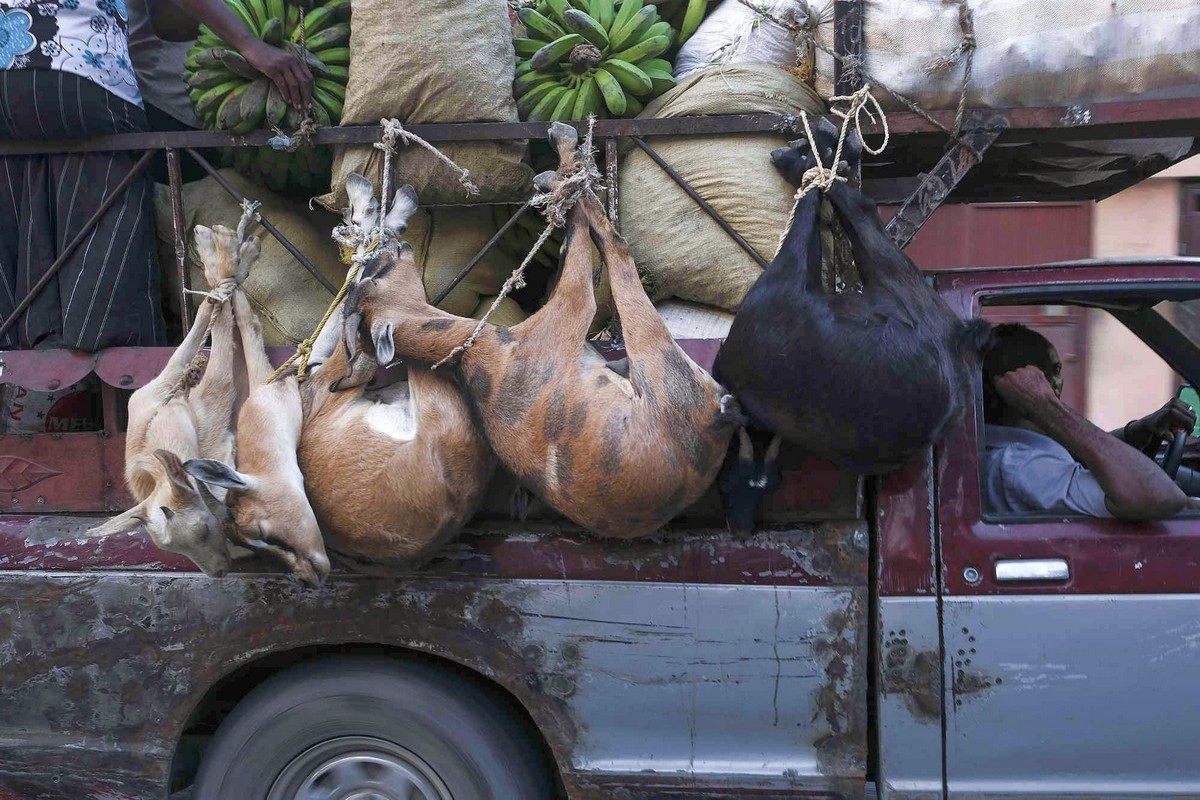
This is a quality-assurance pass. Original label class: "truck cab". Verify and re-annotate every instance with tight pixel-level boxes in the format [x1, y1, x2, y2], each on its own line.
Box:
[2, 256, 1199, 799]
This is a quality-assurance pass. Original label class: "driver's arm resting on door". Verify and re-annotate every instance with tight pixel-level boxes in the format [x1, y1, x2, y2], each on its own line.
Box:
[985, 366, 1187, 521]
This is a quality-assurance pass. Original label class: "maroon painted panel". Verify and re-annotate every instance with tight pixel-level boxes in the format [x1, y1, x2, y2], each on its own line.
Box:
[876, 459, 937, 597]
[0, 514, 865, 587]
[880, 202, 1092, 271]
[933, 260, 1200, 595]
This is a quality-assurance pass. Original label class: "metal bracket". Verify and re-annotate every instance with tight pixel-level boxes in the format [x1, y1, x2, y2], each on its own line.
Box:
[884, 111, 1008, 250]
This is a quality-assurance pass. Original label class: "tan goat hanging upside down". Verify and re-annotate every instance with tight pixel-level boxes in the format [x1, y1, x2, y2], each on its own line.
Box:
[84, 224, 262, 577]
[185, 177, 494, 583]
[343, 123, 741, 537]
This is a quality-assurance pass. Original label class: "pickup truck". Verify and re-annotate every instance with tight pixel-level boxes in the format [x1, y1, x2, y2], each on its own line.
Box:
[2, 256, 1199, 800]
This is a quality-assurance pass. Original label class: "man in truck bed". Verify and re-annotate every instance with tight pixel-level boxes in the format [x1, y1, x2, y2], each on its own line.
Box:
[982, 322, 1194, 520]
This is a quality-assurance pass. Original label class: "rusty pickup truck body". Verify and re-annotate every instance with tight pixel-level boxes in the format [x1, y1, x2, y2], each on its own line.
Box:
[4, 257, 1200, 799]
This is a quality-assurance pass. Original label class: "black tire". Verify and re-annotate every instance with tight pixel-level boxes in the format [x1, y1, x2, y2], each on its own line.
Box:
[192, 656, 555, 800]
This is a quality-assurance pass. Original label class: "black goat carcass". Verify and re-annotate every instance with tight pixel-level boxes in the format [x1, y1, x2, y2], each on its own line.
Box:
[713, 118, 990, 526]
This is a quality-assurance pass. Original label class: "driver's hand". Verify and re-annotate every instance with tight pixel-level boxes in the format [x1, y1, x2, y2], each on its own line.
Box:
[994, 366, 1059, 416]
[1128, 398, 1197, 442]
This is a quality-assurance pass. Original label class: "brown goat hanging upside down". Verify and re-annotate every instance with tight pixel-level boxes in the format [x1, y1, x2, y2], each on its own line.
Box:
[343, 123, 741, 537]
[185, 178, 494, 584]
[713, 117, 990, 529]
[84, 224, 260, 577]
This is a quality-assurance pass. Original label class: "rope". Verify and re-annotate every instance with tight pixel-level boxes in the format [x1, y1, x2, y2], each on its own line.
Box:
[773, 84, 889, 259]
[264, 260, 362, 385]
[265, 114, 476, 384]
[378, 118, 480, 199]
[431, 116, 600, 370]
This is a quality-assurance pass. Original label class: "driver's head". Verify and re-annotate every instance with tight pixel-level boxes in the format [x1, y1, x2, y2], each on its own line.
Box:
[982, 323, 1063, 425]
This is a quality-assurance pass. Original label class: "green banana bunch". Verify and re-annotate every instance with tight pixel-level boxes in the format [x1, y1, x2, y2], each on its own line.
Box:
[514, 0, 688, 121]
[183, 0, 351, 195]
[642, 0, 715, 45]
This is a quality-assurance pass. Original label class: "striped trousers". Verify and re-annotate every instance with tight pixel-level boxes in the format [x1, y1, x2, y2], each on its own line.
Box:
[0, 70, 164, 351]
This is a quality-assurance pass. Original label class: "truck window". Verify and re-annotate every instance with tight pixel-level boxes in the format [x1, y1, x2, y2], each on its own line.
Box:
[978, 302, 1200, 522]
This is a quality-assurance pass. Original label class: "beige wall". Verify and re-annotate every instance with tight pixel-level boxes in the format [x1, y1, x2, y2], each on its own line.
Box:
[1085, 168, 1187, 429]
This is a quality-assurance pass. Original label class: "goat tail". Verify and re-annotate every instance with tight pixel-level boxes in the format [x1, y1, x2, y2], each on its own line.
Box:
[957, 318, 993, 359]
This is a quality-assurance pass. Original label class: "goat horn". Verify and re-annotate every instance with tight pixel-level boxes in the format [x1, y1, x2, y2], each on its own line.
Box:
[737, 427, 754, 462]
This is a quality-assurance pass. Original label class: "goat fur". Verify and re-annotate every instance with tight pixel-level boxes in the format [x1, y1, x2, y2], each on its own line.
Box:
[83, 225, 261, 577]
[344, 126, 740, 537]
[713, 118, 990, 481]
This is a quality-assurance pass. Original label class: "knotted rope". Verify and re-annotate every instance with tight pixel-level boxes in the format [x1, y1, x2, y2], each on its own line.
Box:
[432, 116, 601, 370]
[773, 84, 889, 259]
[378, 118, 480, 198]
[265, 117, 479, 383]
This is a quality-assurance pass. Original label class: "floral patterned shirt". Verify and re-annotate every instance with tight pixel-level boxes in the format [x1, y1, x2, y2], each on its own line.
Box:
[0, 0, 142, 108]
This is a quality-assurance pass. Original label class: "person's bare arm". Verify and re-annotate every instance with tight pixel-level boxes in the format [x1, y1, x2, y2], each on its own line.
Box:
[1111, 397, 1197, 448]
[166, 0, 313, 109]
[996, 366, 1186, 521]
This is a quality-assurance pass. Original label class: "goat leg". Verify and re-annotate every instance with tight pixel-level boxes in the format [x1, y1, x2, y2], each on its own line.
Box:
[580, 195, 677, 369]
[191, 298, 239, 463]
[826, 181, 922, 287]
[527, 203, 597, 350]
[232, 288, 274, 387]
[771, 189, 824, 293]
[142, 301, 217, 405]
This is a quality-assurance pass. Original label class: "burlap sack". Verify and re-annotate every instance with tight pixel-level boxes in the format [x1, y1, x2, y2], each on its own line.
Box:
[320, 0, 533, 209]
[154, 174, 521, 345]
[618, 64, 826, 310]
[814, 0, 1200, 110]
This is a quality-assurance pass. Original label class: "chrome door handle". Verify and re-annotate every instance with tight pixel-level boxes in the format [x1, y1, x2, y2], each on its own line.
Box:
[994, 559, 1070, 582]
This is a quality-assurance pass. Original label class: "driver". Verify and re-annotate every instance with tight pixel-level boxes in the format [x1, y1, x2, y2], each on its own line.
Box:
[982, 323, 1195, 520]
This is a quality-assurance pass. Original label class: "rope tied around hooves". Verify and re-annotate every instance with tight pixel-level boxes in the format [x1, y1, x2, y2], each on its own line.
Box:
[432, 115, 602, 370]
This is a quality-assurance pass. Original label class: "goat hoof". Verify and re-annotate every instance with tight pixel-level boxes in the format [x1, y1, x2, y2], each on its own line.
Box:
[533, 169, 559, 193]
[547, 121, 579, 156]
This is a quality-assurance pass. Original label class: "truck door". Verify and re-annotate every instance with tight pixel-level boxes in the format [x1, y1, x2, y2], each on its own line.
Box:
[933, 269, 1200, 799]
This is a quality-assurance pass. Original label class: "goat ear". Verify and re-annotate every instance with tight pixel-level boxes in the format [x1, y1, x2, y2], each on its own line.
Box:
[345, 173, 380, 230]
[383, 185, 419, 233]
[342, 309, 363, 363]
[84, 505, 146, 538]
[196, 481, 228, 519]
[184, 458, 251, 491]
[372, 320, 395, 366]
[154, 449, 197, 500]
[959, 319, 994, 358]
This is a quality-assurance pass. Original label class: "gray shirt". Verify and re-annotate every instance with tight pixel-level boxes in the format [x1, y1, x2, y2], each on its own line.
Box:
[982, 424, 1112, 518]
[126, 0, 199, 127]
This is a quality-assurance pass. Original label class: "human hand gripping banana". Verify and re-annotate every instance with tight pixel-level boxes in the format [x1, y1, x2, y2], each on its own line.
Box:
[172, 0, 314, 109]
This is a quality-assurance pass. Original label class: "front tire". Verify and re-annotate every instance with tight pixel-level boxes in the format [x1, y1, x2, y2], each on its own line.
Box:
[192, 656, 554, 800]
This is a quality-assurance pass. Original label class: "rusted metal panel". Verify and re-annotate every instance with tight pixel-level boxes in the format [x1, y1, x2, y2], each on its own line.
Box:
[0, 573, 867, 800]
[875, 598, 944, 800]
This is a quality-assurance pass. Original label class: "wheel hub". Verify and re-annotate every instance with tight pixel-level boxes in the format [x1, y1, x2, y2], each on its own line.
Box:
[268, 736, 452, 800]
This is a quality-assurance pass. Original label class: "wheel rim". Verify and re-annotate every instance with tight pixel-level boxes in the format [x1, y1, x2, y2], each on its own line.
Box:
[268, 735, 453, 800]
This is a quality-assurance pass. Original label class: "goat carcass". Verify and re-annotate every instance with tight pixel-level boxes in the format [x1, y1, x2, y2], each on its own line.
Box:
[186, 177, 493, 579]
[344, 125, 741, 537]
[713, 118, 989, 524]
[85, 225, 260, 576]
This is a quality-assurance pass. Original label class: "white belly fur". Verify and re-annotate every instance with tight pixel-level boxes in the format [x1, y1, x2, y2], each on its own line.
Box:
[361, 380, 418, 441]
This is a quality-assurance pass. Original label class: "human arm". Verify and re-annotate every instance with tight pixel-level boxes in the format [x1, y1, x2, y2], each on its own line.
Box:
[1112, 397, 1197, 449]
[995, 366, 1187, 520]
[161, 0, 313, 109]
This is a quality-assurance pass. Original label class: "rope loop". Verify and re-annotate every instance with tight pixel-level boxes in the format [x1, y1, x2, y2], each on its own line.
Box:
[772, 85, 889, 260]
[377, 118, 481, 199]
[432, 116, 601, 370]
